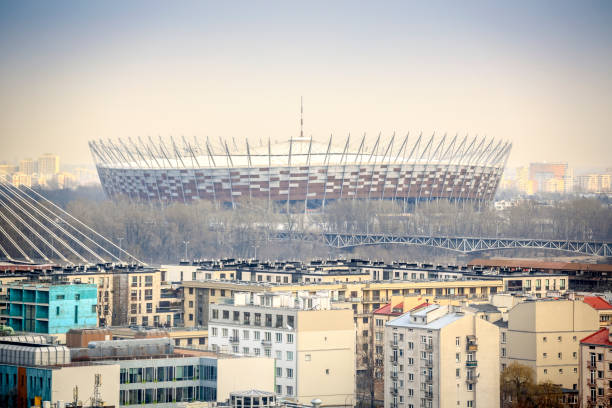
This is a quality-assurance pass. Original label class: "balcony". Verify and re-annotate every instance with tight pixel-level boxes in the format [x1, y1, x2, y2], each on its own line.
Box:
[390, 371, 398, 379]
[261, 340, 272, 347]
[466, 375, 478, 384]
[466, 361, 477, 367]
[389, 355, 398, 364]
[423, 375, 433, 384]
[587, 361, 597, 370]
[423, 342, 433, 351]
[423, 391, 433, 399]
[229, 337, 239, 344]
[466, 344, 478, 351]
[424, 359, 433, 368]
[389, 387, 398, 395]
[390, 340, 398, 348]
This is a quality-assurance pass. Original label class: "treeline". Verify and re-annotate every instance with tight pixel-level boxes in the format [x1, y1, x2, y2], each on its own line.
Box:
[57, 193, 611, 264]
[316, 198, 612, 241]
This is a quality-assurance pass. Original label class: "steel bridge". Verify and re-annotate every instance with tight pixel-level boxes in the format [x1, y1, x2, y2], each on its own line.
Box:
[271, 231, 612, 256]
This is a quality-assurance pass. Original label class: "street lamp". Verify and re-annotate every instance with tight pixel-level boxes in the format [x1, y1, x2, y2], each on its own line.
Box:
[183, 240, 189, 261]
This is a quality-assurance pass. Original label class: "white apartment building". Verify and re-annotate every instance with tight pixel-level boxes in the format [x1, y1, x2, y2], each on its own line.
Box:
[208, 291, 355, 407]
[384, 305, 499, 408]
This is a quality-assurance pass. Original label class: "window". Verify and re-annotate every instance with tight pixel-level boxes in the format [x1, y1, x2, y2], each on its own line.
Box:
[286, 351, 293, 361]
[286, 368, 293, 378]
[254, 331, 260, 340]
[56, 295, 65, 300]
[56, 306, 60, 315]
[456, 368, 460, 377]
[212, 310, 219, 319]
[222, 310, 229, 319]
[543, 336, 547, 342]
[455, 337, 460, 346]
[254, 348, 261, 356]
[287, 334, 294, 343]
[408, 373, 414, 381]
[408, 341, 414, 350]
[211, 327, 218, 336]
[501, 332, 506, 343]
[286, 386, 293, 396]
[408, 358, 414, 365]
[543, 369, 548, 374]
[558, 352, 562, 359]
[276, 385, 282, 394]
[265, 348, 271, 357]
[75, 294, 80, 300]
[276, 350, 282, 360]
[276, 333, 283, 343]
[222, 328, 228, 337]
[557, 336, 562, 342]
[456, 353, 460, 363]
[543, 353, 547, 358]
[502, 348, 506, 357]
[467, 401, 474, 407]
[276, 367, 282, 377]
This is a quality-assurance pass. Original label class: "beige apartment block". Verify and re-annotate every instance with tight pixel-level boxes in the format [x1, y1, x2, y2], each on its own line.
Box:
[384, 305, 500, 408]
[579, 327, 612, 407]
[208, 292, 355, 407]
[503, 299, 600, 389]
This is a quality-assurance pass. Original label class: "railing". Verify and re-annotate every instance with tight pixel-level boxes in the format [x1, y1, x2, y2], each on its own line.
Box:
[389, 387, 398, 395]
[229, 337, 239, 343]
[467, 344, 478, 351]
[424, 359, 433, 367]
[424, 343, 433, 351]
[466, 361, 477, 367]
[389, 355, 398, 364]
[390, 371, 398, 379]
[261, 340, 272, 346]
[423, 375, 433, 383]
[423, 391, 433, 399]
[390, 340, 398, 347]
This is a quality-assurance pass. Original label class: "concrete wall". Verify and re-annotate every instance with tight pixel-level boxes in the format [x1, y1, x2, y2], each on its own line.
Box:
[507, 300, 599, 388]
[49, 285, 98, 334]
[217, 356, 275, 402]
[439, 314, 500, 408]
[51, 363, 120, 407]
[296, 309, 355, 407]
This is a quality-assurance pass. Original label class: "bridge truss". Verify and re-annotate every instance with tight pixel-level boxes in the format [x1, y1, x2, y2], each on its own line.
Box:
[272, 231, 612, 256]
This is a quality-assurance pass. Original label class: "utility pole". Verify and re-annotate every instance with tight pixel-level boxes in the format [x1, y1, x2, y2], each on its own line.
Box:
[183, 240, 189, 260]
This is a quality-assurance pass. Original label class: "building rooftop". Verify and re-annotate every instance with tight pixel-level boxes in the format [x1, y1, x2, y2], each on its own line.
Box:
[373, 303, 403, 316]
[387, 305, 464, 330]
[467, 303, 501, 313]
[580, 328, 612, 347]
[583, 296, 612, 310]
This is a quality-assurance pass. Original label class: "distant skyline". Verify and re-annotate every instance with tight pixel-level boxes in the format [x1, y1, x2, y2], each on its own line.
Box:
[1, 1, 611, 169]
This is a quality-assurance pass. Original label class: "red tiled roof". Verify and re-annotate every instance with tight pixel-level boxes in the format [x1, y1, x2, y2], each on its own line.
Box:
[583, 296, 612, 310]
[581, 328, 612, 346]
[373, 303, 403, 316]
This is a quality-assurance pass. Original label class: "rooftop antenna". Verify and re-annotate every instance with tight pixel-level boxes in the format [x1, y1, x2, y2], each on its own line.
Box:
[300, 96, 304, 139]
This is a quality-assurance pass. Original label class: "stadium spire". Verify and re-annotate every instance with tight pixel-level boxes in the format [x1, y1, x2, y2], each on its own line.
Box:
[300, 96, 304, 138]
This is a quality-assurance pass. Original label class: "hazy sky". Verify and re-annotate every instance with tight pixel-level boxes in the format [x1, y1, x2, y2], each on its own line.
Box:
[1, 1, 610, 169]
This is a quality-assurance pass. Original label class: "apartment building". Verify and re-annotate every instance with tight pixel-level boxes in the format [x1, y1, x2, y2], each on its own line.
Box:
[0, 266, 181, 328]
[582, 296, 612, 328]
[0, 281, 97, 336]
[384, 305, 500, 408]
[0, 335, 274, 408]
[579, 327, 612, 407]
[208, 292, 355, 407]
[503, 299, 600, 389]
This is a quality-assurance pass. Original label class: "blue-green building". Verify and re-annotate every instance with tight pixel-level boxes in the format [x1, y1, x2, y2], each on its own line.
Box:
[0, 282, 97, 334]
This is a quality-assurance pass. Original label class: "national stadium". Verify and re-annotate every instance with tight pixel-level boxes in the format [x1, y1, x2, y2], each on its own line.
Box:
[89, 126, 512, 209]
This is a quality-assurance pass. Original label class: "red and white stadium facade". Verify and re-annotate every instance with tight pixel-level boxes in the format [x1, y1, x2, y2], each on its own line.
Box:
[89, 133, 511, 208]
